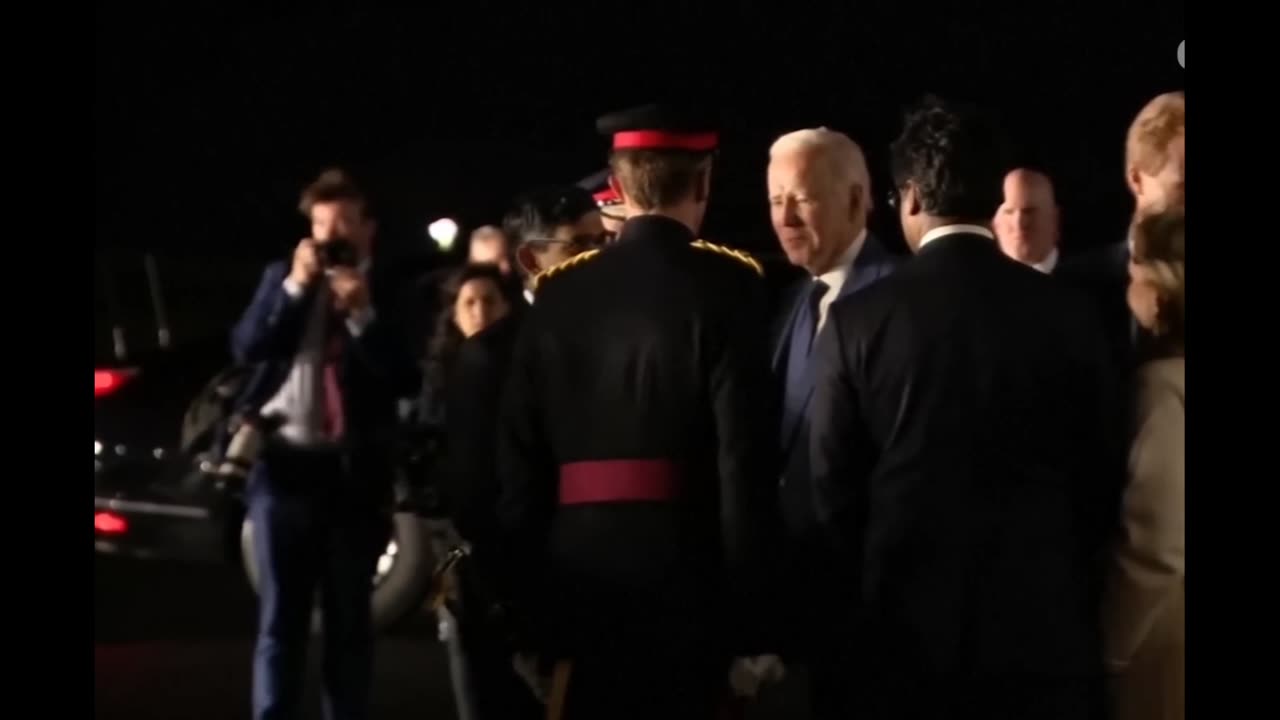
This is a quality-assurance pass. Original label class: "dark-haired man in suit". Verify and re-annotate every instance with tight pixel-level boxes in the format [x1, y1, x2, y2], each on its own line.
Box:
[809, 98, 1120, 719]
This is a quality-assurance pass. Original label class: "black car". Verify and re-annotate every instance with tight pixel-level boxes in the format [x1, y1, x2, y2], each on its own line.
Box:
[94, 251, 450, 632]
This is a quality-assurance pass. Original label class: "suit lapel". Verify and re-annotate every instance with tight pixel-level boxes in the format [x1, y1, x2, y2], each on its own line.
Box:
[772, 282, 806, 373]
[780, 233, 892, 454]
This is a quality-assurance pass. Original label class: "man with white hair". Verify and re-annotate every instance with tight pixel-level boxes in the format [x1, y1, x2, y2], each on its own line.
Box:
[766, 126, 900, 717]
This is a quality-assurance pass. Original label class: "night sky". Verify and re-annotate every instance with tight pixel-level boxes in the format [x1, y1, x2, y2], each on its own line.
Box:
[96, 4, 1184, 263]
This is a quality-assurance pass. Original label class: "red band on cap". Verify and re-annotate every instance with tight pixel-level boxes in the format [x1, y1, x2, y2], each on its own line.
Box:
[592, 188, 620, 205]
[613, 130, 718, 152]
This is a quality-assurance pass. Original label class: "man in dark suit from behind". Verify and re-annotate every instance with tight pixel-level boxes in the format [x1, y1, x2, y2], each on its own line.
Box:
[442, 184, 604, 720]
[230, 168, 421, 720]
[764, 126, 901, 715]
[809, 97, 1121, 719]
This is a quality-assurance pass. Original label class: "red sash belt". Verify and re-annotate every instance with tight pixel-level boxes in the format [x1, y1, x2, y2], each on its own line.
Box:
[557, 459, 682, 504]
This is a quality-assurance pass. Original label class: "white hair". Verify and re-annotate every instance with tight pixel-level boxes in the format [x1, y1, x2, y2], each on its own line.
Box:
[769, 127, 871, 207]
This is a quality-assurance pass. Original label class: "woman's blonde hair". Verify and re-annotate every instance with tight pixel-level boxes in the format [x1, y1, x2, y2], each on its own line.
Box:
[1131, 209, 1185, 346]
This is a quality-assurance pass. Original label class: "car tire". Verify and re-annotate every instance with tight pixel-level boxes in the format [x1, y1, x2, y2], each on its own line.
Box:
[240, 511, 435, 634]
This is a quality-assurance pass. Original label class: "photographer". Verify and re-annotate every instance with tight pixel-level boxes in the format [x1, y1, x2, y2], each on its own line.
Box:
[229, 168, 420, 720]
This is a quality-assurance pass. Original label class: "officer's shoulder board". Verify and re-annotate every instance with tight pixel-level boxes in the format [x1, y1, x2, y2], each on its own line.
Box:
[691, 239, 764, 277]
[532, 248, 602, 291]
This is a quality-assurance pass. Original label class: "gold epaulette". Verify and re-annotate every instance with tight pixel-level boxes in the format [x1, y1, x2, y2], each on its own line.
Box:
[532, 248, 601, 291]
[691, 239, 764, 277]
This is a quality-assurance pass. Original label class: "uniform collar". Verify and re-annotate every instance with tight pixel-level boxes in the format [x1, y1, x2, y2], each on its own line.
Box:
[616, 214, 697, 245]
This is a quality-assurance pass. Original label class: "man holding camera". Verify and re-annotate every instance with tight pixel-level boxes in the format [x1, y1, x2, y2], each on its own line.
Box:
[230, 168, 420, 720]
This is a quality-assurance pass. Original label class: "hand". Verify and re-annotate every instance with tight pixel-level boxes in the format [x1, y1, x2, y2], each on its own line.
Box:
[328, 267, 370, 313]
[728, 655, 786, 698]
[288, 238, 320, 288]
[511, 653, 549, 704]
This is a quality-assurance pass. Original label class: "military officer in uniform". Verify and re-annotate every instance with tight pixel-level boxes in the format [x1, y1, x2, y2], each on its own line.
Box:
[495, 104, 783, 719]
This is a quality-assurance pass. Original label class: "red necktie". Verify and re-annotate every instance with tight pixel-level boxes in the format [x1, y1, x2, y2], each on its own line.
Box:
[322, 325, 346, 441]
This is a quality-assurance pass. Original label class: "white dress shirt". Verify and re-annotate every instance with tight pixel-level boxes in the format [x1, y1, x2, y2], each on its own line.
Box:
[1031, 247, 1060, 274]
[813, 228, 868, 334]
[918, 223, 996, 250]
[523, 288, 535, 306]
[261, 262, 375, 447]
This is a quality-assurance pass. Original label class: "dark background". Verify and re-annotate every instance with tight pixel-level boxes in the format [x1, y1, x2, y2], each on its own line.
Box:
[95, 4, 1183, 356]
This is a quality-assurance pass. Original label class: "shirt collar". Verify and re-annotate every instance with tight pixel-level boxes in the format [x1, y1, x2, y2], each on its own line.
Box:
[815, 227, 867, 293]
[918, 223, 995, 250]
[523, 288, 535, 305]
[1031, 247, 1060, 274]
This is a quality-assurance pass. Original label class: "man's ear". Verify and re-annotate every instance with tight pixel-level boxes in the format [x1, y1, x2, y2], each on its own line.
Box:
[515, 244, 540, 276]
[694, 163, 712, 204]
[905, 183, 922, 216]
[1125, 165, 1144, 199]
[849, 183, 864, 221]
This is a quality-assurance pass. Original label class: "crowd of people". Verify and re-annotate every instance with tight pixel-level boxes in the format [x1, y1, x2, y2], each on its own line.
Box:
[226, 90, 1185, 720]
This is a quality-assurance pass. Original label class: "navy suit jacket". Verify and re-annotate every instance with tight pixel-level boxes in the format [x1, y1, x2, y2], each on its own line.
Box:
[229, 260, 421, 469]
[772, 233, 901, 548]
[1056, 241, 1136, 373]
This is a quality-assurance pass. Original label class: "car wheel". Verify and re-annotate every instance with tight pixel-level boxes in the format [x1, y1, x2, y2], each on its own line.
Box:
[240, 511, 435, 634]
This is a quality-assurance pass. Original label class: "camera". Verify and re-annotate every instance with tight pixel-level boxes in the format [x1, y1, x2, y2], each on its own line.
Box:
[316, 238, 359, 269]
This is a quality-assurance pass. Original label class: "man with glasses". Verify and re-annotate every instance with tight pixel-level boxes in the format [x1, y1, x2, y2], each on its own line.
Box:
[809, 96, 1119, 718]
[508, 186, 608, 306]
[440, 184, 603, 720]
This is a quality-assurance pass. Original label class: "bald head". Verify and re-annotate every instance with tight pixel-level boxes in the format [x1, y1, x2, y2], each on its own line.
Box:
[994, 168, 1060, 267]
[767, 128, 872, 275]
[468, 225, 512, 275]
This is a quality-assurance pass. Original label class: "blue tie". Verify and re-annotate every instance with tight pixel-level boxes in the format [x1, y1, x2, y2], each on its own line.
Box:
[781, 279, 829, 446]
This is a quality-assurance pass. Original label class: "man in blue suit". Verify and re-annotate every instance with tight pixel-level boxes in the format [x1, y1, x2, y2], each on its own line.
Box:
[230, 168, 421, 720]
[766, 128, 900, 718]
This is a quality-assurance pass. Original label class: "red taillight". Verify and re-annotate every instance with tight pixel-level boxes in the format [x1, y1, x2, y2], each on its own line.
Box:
[95, 369, 135, 398]
[95, 511, 128, 534]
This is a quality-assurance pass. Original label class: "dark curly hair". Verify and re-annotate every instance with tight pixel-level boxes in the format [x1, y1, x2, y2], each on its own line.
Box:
[889, 95, 1008, 221]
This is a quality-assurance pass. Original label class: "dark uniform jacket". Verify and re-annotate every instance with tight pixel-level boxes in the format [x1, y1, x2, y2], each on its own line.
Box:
[495, 214, 783, 660]
[809, 231, 1123, 717]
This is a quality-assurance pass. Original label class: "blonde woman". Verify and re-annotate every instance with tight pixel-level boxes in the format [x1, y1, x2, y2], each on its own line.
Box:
[1103, 209, 1185, 720]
